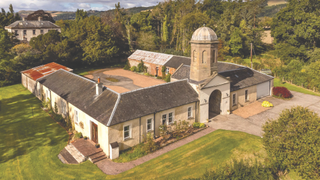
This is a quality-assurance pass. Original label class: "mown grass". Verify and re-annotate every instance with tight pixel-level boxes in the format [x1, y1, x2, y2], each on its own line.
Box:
[274, 78, 320, 97]
[0, 84, 107, 179]
[0, 84, 301, 179]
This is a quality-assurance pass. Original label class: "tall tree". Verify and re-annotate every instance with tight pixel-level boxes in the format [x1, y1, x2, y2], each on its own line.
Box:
[263, 106, 320, 180]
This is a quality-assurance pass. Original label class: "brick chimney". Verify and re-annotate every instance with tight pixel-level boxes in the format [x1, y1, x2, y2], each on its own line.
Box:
[96, 77, 103, 96]
[38, 16, 42, 21]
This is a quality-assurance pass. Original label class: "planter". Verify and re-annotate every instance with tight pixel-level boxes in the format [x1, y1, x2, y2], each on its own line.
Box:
[95, 144, 100, 148]
[84, 137, 88, 140]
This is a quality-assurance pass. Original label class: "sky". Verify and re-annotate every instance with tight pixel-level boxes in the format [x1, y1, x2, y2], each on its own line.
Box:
[0, 0, 159, 12]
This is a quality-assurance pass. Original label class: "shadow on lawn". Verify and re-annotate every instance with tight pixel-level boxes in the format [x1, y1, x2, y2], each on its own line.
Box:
[0, 93, 67, 163]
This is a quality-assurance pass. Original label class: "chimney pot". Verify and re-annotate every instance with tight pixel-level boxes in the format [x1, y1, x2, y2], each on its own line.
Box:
[98, 77, 101, 83]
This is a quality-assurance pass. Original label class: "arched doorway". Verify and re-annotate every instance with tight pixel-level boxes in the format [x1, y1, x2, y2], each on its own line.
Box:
[209, 90, 222, 119]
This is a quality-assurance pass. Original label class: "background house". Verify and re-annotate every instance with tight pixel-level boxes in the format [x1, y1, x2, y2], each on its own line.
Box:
[5, 17, 61, 41]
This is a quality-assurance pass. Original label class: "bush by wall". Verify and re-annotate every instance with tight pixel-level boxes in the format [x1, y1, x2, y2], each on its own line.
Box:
[273, 87, 292, 98]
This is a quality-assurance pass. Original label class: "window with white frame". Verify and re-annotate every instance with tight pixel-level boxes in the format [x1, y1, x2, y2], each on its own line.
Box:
[166, 67, 169, 74]
[232, 93, 237, 106]
[74, 109, 79, 124]
[188, 107, 192, 118]
[168, 112, 173, 124]
[245, 90, 249, 102]
[147, 118, 153, 131]
[124, 125, 130, 139]
[162, 114, 167, 125]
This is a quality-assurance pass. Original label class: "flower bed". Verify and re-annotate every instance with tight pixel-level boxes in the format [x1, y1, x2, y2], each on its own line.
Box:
[113, 121, 207, 163]
[273, 86, 292, 99]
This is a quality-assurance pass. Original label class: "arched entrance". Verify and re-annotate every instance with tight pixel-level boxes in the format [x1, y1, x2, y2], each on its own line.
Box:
[209, 90, 222, 119]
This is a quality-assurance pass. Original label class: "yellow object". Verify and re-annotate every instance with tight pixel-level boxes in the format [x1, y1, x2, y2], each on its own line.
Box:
[262, 101, 273, 107]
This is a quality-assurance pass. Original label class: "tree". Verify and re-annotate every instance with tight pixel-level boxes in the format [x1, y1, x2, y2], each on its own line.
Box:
[271, 0, 320, 63]
[263, 106, 320, 180]
[228, 27, 243, 56]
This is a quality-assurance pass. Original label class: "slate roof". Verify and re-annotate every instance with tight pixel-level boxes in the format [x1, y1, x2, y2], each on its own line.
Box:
[128, 50, 173, 66]
[21, 62, 72, 80]
[38, 70, 118, 126]
[128, 50, 191, 69]
[108, 80, 199, 126]
[37, 69, 198, 127]
[164, 56, 191, 69]
[219, 67, 273, 91]
[5, 20, 60, 29]
[172, 62, 274, 91]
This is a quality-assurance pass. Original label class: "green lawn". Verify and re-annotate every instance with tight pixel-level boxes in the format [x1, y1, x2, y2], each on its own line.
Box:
[0, 84, 299, 179]
[274, 77, 320, 97]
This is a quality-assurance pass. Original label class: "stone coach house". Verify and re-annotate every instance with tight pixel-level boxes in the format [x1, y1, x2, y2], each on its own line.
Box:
[21, 26, 273, 159]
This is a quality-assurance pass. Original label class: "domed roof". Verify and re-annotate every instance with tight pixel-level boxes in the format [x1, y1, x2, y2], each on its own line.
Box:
[191, 27, 218, 42]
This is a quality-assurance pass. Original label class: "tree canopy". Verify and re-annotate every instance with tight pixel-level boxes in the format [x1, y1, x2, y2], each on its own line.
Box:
[263, 106, 320, 180]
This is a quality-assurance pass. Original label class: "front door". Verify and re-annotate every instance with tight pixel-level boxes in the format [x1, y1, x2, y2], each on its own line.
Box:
[155, 67, 159, 77]
[91, 122, 98, 143]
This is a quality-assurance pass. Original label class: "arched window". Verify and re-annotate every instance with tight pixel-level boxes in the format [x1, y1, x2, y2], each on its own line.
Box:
[202, 50, 207, 63]
[193, 50, 197, 62]
[212, 50, 216, 63]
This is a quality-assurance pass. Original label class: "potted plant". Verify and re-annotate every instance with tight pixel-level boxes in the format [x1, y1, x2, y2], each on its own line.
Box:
[227, 110, 230, 114]
[84, 136, 88, 140]
[95, 143, 100, 148]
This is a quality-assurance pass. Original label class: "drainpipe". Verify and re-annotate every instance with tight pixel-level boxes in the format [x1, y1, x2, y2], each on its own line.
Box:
[153, 112, 156, 139]
[139, 117, 141, 143]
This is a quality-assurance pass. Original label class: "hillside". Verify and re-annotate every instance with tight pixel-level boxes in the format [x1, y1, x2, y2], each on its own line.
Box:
[18, 6, 154, 21]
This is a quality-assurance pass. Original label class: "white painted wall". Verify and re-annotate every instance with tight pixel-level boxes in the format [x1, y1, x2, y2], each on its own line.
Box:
[198, 76, 230, 122]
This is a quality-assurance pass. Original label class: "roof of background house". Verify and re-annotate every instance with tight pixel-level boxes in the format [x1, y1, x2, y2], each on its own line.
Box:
[128, 50, 173, 66]
[21, 62, 72, 80]
[128, 50, 191, 69]
[5, 20, 60, 29]
[172, 62, 273, 91]
[108, 80, 199, 126]
[38, 70, 118, 126]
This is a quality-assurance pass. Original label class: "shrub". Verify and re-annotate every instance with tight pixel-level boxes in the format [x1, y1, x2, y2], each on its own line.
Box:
[143, 133, 159, 153]
[75, 132, 83, 139]
[273, 87, 292, 98]
[193, 122, 200, 128]
[199, 123, 206, 128]
[54, 102, 58, 114]
[161, 66, 167, 79]
[123, 60, 131, 70]
[193, 122, 205, 128]
[164, 73, 171, 82]
[156, 76, 162, 79]
[159, 124, 168, 138]
[137, 60, 147, 72]
[130, 66, 137, 72]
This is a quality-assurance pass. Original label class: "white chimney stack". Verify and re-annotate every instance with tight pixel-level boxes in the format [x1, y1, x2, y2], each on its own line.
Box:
[96, 77, 103, 96]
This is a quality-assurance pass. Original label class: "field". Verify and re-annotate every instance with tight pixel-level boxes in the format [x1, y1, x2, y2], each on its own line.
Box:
[268, 0, 287, 6]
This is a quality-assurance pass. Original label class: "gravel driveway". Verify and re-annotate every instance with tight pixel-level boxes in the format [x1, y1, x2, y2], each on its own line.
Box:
[208, 91, 320, 137]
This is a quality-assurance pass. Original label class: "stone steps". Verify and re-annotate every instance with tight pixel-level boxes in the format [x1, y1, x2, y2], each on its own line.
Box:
[89, 151, 107, 163]
[65, 144, 86, 163]
[58, 148, 78, 164]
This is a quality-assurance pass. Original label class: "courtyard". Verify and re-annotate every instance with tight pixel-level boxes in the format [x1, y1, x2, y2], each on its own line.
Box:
[209, 91, 320, 137]
[84, 68, 165, 93]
